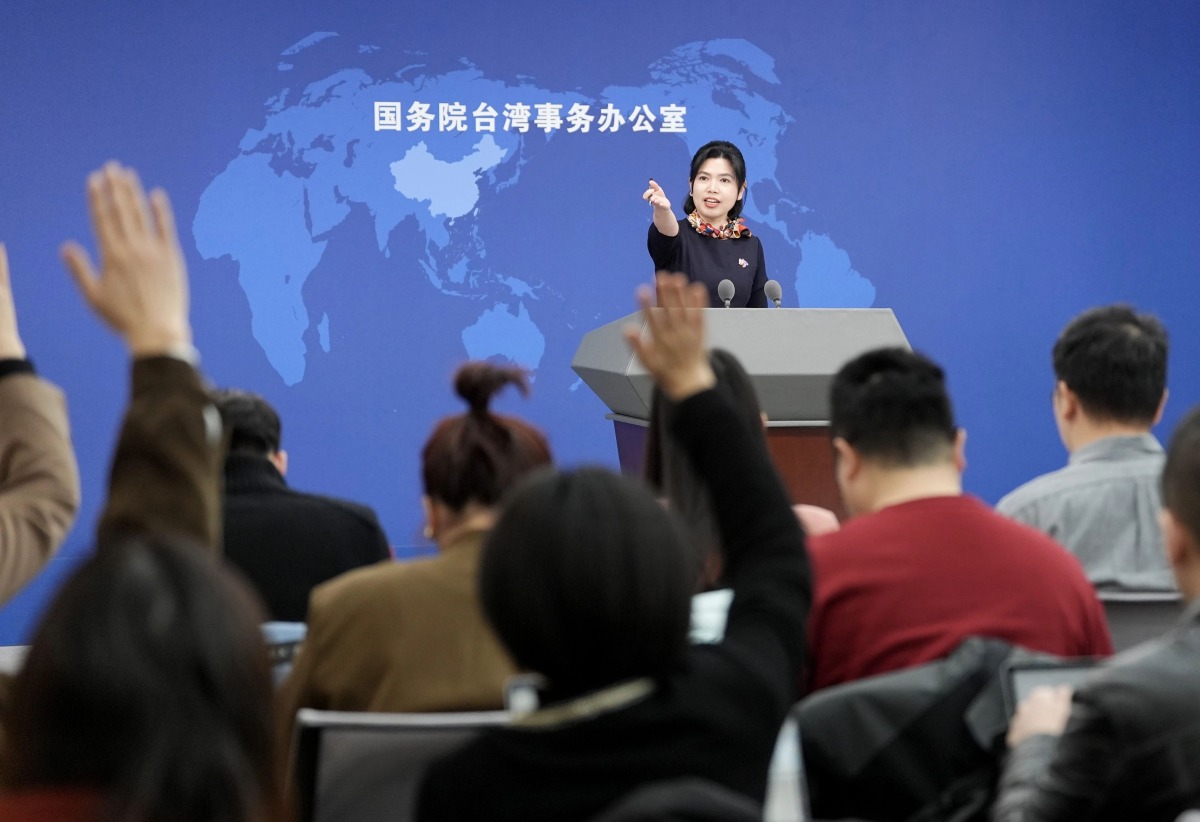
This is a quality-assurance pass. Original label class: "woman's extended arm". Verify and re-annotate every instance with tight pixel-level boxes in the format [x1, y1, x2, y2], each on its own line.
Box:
[643, 179, 679, 238]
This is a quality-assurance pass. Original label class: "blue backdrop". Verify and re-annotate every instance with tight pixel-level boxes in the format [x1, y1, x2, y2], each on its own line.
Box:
[2, 0, 1198, 641]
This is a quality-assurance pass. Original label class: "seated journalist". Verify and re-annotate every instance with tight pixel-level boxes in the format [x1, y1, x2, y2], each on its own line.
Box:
[994, 404, 1200, 821]
[997, 305, 1172, 592]
[0, 242, 80, 605]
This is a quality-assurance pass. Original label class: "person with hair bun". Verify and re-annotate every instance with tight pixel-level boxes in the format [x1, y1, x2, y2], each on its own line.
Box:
[276, 362, 552, 739]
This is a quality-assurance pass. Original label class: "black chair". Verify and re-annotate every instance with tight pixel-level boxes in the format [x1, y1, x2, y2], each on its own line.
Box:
[1099, 592, 1183, 652]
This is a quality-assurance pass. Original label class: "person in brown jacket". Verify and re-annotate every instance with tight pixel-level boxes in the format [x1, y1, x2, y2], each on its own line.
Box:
[0, 242, 80, 604]
[277, 362, 552, 745]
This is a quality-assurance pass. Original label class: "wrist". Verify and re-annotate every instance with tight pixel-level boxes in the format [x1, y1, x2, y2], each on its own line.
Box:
[0, 337, 26, 359]
[661, 363, 716, 402]
[126, 325, 194, 359]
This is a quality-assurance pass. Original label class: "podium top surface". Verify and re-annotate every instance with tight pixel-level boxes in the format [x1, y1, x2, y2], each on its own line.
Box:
[572, 307, 909, 422]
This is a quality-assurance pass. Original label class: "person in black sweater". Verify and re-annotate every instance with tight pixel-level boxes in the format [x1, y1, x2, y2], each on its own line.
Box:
[644, 140, 768, 307]
[214, 390, 391, 621]
[416, 274, 810, 821]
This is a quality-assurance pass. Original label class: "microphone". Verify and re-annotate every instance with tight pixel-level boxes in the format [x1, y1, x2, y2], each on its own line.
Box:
[765, 280, 783, 307]
[717, 279, 735, 308]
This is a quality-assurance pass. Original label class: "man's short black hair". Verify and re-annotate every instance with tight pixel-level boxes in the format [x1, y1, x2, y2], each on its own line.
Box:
[1162, 406, 1200, 544]
[1052, 305, 1167, 425]
[829, 347, 957, 466]
[212, 389, 281, 456]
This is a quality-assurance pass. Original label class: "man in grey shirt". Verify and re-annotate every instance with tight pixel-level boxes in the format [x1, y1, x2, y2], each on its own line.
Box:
[997, 305, 1172, 592]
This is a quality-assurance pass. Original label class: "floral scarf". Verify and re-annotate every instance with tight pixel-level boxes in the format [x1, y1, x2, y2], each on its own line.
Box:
[687, 210, 751, 239]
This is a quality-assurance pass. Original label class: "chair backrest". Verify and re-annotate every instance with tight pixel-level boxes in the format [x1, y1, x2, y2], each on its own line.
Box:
[292, 708, 509, 822]
[1099, 593, 1183, 653]
[797, 637, 1016, 822]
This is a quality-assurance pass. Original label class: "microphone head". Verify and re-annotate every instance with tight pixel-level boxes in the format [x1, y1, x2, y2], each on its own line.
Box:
[717, 279, 736, 301]
[764, 280, 782, 306]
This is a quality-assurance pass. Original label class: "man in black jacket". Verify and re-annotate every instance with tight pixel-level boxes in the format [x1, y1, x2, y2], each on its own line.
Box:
[994, 405, 1200, 820]
[215, 390, 391, 621]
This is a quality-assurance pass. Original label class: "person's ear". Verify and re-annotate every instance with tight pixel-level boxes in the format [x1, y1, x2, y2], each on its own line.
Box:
[1153, 388, 1169, 426]
[1160, 508, 1195, 572]
[738, 183, 746, 202]
[953, 429, 968, 474]
[1054, 381, 1080, 422]
[760, 411, 768, 434]
[832, 437, 860, 481]
[421, 495, 436, 541]
[269, 449, 288, 477]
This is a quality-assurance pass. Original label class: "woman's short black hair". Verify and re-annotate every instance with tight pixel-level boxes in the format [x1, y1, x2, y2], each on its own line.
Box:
[682, 140, 748, 222]
[0, 536, 281, 822]
[479, 467, 694, 697]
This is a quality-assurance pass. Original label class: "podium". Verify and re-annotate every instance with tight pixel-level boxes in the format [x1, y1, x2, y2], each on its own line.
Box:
[572, 308, 910, 520]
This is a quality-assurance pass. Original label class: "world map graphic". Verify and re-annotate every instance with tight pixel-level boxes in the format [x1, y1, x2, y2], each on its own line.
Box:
[193, 35, 875, 388]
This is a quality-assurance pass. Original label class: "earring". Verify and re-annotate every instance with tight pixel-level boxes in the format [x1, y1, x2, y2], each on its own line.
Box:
[423, 525, 434, 540]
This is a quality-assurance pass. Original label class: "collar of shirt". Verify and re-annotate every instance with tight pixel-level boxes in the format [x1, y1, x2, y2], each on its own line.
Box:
[1068, 433, 1163, 466]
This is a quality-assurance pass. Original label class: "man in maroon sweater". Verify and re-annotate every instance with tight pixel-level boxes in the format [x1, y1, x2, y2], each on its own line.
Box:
[805, 348, 1111, 693]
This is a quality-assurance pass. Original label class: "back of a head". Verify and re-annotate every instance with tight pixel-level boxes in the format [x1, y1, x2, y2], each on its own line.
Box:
[1162, 406, 1200, 545]
[644, 349, 763, 579]
[830, 347, 957, 466]
[422, 362, 552, 511]
[1052, 305, 1168, 425]
[480, 467, 694, 697]
[213, 389, 282, 457]
[1, 537, 279, 822]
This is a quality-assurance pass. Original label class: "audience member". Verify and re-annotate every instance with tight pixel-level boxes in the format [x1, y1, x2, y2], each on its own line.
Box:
[0, 539, 281, 822]
[998, 305, 1172, 592]
[214, 388, 390, 621]
[994, 404, 1200, 820]
[416, 274, 810, 821]
[0, 163, 280, 822]
[277, 363, 551, 740]
[806, 348, 1111, 693]
[0, 243, 80, 604]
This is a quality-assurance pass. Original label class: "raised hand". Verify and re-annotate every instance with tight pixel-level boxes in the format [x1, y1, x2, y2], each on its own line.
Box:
[61, 162, 191, 357]
[0, 244, 27, 359]
[624, 272, 715, 401]
[642, 178, 672, 211]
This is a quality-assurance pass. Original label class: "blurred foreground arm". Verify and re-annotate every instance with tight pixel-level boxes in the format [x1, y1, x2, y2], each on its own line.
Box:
[62, 163, 221, 550]
[0, 243, 81, 602]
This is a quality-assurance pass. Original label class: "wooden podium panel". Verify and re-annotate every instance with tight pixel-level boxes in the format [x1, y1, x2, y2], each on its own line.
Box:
[612, 418, 846, 522]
